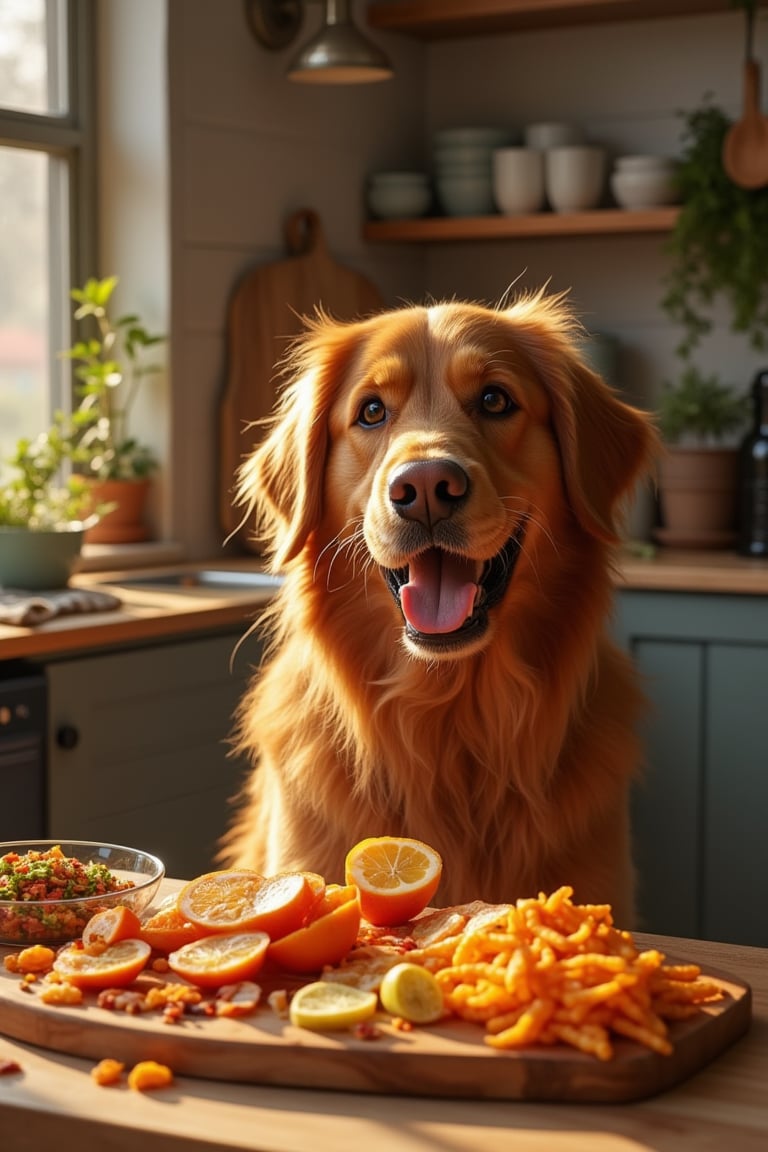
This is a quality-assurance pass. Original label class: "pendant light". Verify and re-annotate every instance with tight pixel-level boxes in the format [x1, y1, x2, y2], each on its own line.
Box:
[245, 0, 393, 85]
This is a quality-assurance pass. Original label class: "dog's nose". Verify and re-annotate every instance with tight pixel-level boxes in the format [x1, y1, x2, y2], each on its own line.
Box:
[388, 459, 470, 527]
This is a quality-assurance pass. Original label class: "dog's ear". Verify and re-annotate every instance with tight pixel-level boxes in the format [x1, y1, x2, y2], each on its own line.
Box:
[234, 316, 362, 568]
[549, 356, 659, 543]
[503, 293, 659, 544]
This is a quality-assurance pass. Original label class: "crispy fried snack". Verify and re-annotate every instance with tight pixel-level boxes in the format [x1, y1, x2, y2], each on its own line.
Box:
[409, 886, 723, 1061]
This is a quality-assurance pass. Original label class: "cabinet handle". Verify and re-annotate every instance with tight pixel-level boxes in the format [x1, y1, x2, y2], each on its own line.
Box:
[56, 724, 80, 750]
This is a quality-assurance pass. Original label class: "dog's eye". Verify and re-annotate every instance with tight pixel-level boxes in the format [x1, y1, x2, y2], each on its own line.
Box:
[356, 397, 388, 427]
[479, 385, 517, 417]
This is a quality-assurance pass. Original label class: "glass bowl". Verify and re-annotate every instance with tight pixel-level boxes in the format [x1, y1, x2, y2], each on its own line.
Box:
[0, 840, 165, 946]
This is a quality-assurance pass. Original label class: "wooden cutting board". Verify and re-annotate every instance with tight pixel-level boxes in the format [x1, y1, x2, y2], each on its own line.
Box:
[0, 944, 750, 1103]
[219, 208, 384, 551]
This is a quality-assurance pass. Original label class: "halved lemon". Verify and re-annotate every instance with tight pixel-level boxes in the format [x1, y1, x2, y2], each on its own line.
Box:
[167, 931, 270, 989]
[344, 836, 443, 926]
[379, 962, 445, 1024]
[53, 938, 152, 989]
[288, 980, 378, 1031]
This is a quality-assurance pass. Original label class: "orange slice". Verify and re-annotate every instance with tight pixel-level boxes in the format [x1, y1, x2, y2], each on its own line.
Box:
[53, 938, 151, 989]
[266, 884, 361, 974]
[167, 931, 270, 989]
[344, 836, 443, 927]
[177, 869, 315, 940]
[82, 905, 143, 956]
[138, 906, 208, 954]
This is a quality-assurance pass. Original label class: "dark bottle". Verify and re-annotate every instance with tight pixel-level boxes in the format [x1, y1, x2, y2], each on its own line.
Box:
[738, 369, 768, 557]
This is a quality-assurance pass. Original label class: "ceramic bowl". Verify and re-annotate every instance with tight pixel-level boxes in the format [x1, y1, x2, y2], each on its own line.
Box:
[613, 154, 678, 174]
[0, 840, 165, 945]
[436, 173, 495, 217]
[611, 168, 680, 209]
[433, 126, 512, 150]
[367, 174, 432, 219]
[524, 121, 585, 150]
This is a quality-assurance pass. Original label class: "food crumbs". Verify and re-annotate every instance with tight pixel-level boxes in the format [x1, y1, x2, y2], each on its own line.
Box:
[39, 982, 84, 1006]
[91, 1058, 125, 1086]
[128, 1060, 174, 1092]
[267, 988, 289, 1017]
[17, 944, 55, 972]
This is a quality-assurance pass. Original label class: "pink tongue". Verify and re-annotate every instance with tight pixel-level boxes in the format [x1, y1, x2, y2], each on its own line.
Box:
[400, 549, 478, 634]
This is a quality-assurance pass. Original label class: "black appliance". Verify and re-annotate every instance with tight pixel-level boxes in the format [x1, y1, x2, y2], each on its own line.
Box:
[0, 672, 47, 840]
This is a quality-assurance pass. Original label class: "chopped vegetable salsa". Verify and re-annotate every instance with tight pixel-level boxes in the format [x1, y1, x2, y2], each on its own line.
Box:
[0, 845, 135, 944]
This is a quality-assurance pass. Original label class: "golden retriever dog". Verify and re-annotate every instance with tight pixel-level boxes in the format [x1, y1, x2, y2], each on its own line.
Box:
[221, 291, 658, 925]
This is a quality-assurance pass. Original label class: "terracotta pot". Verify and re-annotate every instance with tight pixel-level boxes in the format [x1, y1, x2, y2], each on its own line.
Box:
[655, 446, 739, 548]
[84, 478, 152, 545]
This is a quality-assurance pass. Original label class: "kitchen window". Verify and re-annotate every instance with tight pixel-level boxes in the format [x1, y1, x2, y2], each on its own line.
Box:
[0, 0, 96, 478]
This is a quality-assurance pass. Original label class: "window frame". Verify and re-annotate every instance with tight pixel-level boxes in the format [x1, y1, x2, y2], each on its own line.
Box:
[0, 0, 97, 414]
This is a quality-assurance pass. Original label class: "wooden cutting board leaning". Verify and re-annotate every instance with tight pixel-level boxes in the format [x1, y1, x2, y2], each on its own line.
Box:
[218, 208, 384, 551]
[0, 941, 750, 1103]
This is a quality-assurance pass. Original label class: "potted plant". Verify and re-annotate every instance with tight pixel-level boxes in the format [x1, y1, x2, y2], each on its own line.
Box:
[655, 366, 750, 545]
[62, 275, 165, 544]
[0, 412, 98, 590]
[657, 94, 767, 545]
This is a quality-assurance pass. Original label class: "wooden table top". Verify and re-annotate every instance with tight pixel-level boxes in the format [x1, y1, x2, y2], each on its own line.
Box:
[1, 912, 766, 1152]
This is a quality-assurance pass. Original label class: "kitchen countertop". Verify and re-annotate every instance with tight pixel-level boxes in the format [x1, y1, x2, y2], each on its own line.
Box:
[0, 549, 767, 662]
[0, 888, 765, 1152]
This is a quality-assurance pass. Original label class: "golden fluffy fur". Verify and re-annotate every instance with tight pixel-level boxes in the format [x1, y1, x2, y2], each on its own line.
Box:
[221, 292, 658, 925]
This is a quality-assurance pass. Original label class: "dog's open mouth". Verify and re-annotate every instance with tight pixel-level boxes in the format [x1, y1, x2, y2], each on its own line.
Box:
[382, 522, 526, 649]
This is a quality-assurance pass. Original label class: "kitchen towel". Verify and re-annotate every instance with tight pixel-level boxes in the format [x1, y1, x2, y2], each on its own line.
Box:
[0, 587, 122, 627]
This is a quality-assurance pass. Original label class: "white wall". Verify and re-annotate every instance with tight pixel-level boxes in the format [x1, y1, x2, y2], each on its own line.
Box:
[102, 1, 768, 557]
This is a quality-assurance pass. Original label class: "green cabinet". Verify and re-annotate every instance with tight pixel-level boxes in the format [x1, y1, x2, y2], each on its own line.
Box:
[43, 631, 261, 879]
[614, 589, 768, 947]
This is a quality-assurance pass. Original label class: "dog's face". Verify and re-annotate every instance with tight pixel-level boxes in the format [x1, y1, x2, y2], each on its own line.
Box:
[238, 294, 656, 661]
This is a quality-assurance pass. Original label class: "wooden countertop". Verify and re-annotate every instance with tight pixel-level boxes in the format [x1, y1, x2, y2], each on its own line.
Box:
[0, 918, 765, 1152]
[0, 561, 276, 660]
[1, 550, 767, 662]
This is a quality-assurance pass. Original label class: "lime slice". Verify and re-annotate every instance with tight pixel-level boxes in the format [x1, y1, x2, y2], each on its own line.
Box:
[379, 962, 445, 1023]
[289, 980, 378, 1031]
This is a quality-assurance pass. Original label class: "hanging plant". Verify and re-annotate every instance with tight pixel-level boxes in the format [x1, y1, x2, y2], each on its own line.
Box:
[661, 97, 768, 358]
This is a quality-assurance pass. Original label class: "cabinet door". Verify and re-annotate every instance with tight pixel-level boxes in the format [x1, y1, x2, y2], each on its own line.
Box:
[705, 644, 768, 947]
[46, 632, 261, 879]
[629, 639, 702, 939]
[615, 590, 768, 946]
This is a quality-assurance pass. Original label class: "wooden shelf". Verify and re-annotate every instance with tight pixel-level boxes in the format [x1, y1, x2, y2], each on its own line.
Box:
[363, 207, 679, 243]
[367, 0, 764, 39]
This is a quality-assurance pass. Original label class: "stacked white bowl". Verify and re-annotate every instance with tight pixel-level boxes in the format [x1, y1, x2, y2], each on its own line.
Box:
[433, 127, 514, 217]
[610, 155, 681, 209]
[366, 171, 432, 220]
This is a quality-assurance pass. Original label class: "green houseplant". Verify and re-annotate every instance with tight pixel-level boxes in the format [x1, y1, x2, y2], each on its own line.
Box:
[0, 276, 165, 587]
[0, 411, 98, 589]
[62, 275, 166, 543]
[656, 93, 765, 545]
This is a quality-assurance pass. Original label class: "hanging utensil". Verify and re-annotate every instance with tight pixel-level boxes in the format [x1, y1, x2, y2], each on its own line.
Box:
[722, 2, 768, 188]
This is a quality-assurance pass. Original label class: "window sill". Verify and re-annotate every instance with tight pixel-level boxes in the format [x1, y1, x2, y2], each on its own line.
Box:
[78, 540, 186, 574]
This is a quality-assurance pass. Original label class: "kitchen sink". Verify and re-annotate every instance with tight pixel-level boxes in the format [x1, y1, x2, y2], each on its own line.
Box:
[100, 568, 284, 592]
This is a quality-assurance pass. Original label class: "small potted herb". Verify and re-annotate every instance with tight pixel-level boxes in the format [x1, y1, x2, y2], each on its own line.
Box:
[0, 412, 99, 590]
[655, 366, 750, 545]
[61, 275, 166, 543]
